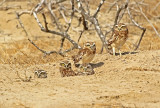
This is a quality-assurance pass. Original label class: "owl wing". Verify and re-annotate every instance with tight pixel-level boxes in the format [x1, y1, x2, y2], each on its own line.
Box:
[72, 48, 89, 64]
[108, 33, 118, 45]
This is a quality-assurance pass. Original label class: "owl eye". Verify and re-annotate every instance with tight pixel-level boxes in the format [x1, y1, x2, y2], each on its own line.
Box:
[80, 66, 84, 70]
[121, 24, 126, 27]
[92, 43, 95, 46]
[60, 63, 65, 67]
[85, 43, 90, 46]
[67, 63, 71, 68]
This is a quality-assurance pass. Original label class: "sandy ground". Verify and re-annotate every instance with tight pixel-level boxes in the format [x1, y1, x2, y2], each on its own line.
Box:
[0, 0, 160, 108]
[1, 50, 160, 108]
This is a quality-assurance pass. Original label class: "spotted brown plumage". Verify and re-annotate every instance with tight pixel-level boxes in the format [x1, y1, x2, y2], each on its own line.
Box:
[72, 42, 96, 66]
[76, 64, 94, 76]
[107, 23, 128, 56]
[59, 60, 76, 77]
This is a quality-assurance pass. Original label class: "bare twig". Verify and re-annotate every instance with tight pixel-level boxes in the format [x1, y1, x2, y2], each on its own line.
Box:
[0, 0, 5, 6]
[32, 3, 81, 49]
[51, 0, 67, 4]
[136, 3, 160, 38]
[16, 12, 65, 56]
[42, 13, 49, 32]
[58, 0, 75, 53]
[77, 29, 85, 43]
[47, 1, 63, 31]
[152, 2, 160, 11]
[108, 0, 121, 13]
[114, 0, 129, 27]
[127, 7, 146, 50]
[0, 5, 21, 11]
[32, 0, 82, 55]
[84, 0, 90, 15]
[15, 12, 29, 36]
[93, 0, 105, 17]
[65, 0, 75, 32]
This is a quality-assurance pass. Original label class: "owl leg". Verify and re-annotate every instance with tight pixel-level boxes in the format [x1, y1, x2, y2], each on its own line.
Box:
[112, 47, 116, 56]
[119, 49, 122, 56]
[126, 43, 132, 54]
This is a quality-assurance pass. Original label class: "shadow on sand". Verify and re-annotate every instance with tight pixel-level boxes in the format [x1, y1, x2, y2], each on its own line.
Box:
[90, 62, 104, 69]
[115, 51, 138, 56]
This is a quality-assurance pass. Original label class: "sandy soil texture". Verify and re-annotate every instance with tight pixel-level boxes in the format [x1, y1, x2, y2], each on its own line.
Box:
[0, 0, 160, 108]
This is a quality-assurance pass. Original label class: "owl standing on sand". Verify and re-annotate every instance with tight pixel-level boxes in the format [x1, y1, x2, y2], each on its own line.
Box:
[72, 42, 96, 66]
[107, 23, 128, 56]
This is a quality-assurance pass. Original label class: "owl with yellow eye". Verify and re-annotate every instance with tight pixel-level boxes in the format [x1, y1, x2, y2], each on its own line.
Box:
[107, 23, 128, 56]
[59, 60, 77, 77]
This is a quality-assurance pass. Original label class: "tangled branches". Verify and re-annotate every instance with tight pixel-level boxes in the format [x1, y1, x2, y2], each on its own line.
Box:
[13, 0, 160, 55]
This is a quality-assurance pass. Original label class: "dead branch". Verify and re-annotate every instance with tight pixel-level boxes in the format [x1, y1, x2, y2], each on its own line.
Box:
[127, 7, 146, 51]
[114, 0, 129, 27]
[16, 12, 65, 56]
[0, 0, 5, 6]
[0, 5, 21, 11]
[42, 13, 49, 32]
[77, 29, 85, 43]
[108, 0, 121, 13]
[51, 0, 67, 4]
[56, 0, 75, 53]
[152, 2, 160, 11]
[76, 0, 110, 53]
[93, 0, 105, 17]
[15, 12, 29, 36]
[65, 0, 75, 32]
[136, 2, 160, 38]
[84, 0, 90, 15]
[32, 0, 82, 54]
[47, 1, 63, 31]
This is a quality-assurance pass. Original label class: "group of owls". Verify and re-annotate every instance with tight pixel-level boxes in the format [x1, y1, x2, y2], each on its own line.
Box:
[59, 23, 129, 77]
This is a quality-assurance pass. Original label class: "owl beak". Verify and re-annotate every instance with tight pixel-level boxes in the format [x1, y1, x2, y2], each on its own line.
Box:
[118, 27, 121, 30]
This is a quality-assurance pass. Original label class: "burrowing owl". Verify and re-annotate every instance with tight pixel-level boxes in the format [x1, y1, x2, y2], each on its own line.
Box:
[77, 64, 94, 76]
[34, 70, 47, 78]
[59, 60, 77, 77]
[72, 42, 96, 66]
[107, 23, 128, 56]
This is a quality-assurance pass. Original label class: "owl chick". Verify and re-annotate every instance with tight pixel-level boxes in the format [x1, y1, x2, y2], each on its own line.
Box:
[76, 64, 94, 76]
[34, 70, 47, 78]
[59, 60, 77, 77]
